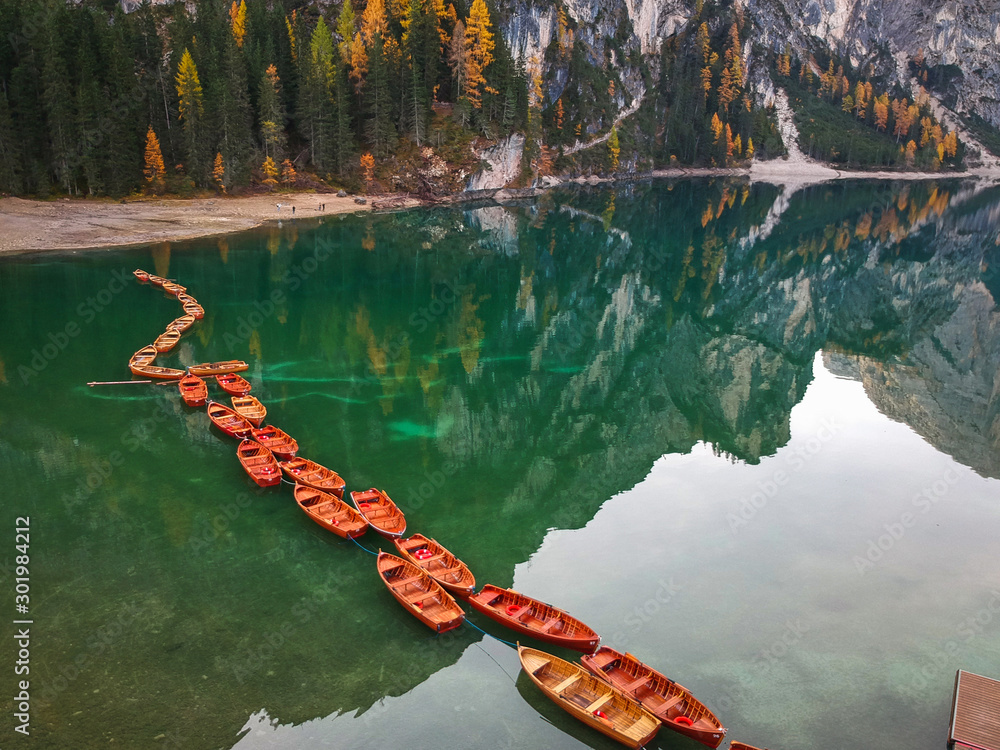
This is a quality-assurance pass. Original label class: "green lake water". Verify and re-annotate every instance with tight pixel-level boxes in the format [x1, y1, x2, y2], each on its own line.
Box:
[1, 179, 999, 749]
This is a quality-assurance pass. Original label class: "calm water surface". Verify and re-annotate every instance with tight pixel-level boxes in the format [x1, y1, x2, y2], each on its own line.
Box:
[1, 179, 999, 749]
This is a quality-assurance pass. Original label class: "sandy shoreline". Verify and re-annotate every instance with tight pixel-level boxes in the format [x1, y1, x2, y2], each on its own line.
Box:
[2, 162, 998, 255]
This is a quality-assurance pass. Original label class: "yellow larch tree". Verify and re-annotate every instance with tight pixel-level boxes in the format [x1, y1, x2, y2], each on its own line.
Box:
[261, 156, 278, 187]
[463, 0, 495, 109]
[212, 152, 226, 192]
[230, 0, 247, 48]
[143, 125, 166, 189]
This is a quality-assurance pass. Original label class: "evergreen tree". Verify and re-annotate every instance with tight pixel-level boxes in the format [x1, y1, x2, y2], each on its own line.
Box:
[0, 86, 23, 194]
[259, 64, 286, 161]
[41, 7, 77, 193]
[216, 31, 254, 185]
[176, 49, 209, 184]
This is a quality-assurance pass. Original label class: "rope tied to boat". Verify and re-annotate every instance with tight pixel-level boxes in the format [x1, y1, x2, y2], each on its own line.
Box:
[464, 619, 517, 649]
[347, 534, 378, 556]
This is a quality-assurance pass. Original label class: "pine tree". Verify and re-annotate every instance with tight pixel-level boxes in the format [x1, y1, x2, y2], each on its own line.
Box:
[259, 64, 286, 160]
[143, 125, 166, 191]
[304, 18, 337, 171]
[216, 30, 255, 186]
[176, 49, 209, 184]
[0, 87, 23, 194]
[42, 10, 77, 193]
[336, 0, 357, 63]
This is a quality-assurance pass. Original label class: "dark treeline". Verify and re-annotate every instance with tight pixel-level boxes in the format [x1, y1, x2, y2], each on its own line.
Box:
[0, 0, 528, 196]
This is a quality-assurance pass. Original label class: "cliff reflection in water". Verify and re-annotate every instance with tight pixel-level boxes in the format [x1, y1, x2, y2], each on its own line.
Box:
[1, 177, 999, 748]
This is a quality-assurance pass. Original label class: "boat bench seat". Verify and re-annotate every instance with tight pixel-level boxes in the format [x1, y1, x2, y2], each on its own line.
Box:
[657, 694, 685, 712]
[420, 553, 446, 564]
[406, 591, 437, 604]
[396, 575, 424, 587]
[505, 604, 531, 619]
[539, 616, 563, 633]
[552, 674, 581, 693]
[585, 694, 612, 713]
[623, 674, 650, 692]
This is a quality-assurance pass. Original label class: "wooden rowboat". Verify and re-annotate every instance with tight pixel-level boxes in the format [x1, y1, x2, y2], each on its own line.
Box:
[147, 274, 166, 287]
[166, 314, 196, 334]
[236, 439, 282, 487]
[178, 373, 208, 407]
[231, 395, 266, 427]
[293, 484, 367, 539]
[730, 743, 768, 750]
[377, 551, 465, 633]
[394, 534, 475, 597]
[189, 360, 248, 377]
[580, 647, 727, 748]
[133, 269, 149, 282]
[207, 401, 253, 438]
[467, 585, 599, 653]
[129, 345, 157, 367]
[182, 300, 205, 319]
[250, 424, 297, 458]
[216, 372, 252, 395]
[162, 281, 187, 296]
[279, 457, 345, 498]
[153, 329, 181, 353]
[350, 488, 406, 539]
[130, 364, 186, 380]
[518, 645, 660, 749]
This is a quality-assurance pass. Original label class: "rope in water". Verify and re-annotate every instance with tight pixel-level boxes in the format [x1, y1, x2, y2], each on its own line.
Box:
[347, 534, 379, 556]
[464, 618, 517, 649]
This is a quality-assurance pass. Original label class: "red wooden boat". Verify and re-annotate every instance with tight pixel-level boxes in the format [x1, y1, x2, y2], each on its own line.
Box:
[350, 488, 406, 539]
[206, 401, 253, 438]
[153, 329, 181, 352]
[176, 292, 197, 305]
[231, 395, 266, 427]
[279, 457, 345, 498]
[216, 372, 252, 395]
[394, 534, 475, 597]
[519, 645, 660, 749]
[580, 647, 727, 748]
[178, 373, 208, 407]
[730, 743, 768, 750]
[129, 345, 157, 368]
[161, 281, 186, 295]
[293, 484, 367, 539]
[182, 300, 205, 319]
[166, 314, 196, 333]
[189, 360, 248, 377]
[251, 425, 297, 458]
[147, 274, 166, 287]
[377, 551, 465, 633]
[467, 585, 600, 653]
[236, 439, 281, 487]
[133, 269, 149, 282]
[129, 363, 186, 380]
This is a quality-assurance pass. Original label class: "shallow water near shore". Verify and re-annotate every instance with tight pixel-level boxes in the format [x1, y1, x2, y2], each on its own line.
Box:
[1, 178, 999, 749]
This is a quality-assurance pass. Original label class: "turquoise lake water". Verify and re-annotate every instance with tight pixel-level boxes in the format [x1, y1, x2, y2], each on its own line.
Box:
[1, 178, 999, 749]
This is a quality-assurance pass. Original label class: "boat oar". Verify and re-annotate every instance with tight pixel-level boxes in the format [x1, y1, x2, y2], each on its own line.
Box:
[88, 380, 153, 386]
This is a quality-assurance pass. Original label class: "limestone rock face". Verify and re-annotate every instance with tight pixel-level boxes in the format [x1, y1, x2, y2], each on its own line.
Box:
[495, 0, 1000, 129]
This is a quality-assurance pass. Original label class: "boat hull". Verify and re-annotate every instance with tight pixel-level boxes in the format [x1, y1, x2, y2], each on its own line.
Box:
[189, 361, 249, 377]
[377, 552, 464, 633]
[207, 401, 253, 438]
[251, 425, 297, 459]
[580, 647, 727, 748]
[519, 646, 660, 749]
[293, 485, 367, 539]
[394, 535, 475, 597]
[216, 373, 252, 395]
[231, 396, 266, 427]
[237, 439, 281, 487]
[350, 489, 406, 539]
[178, 374, 208, 407]
[279, 458, 345, 498]
[468, 585, 599, 653]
